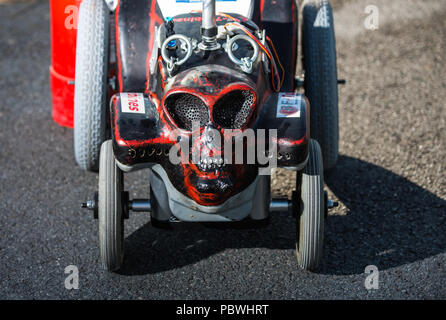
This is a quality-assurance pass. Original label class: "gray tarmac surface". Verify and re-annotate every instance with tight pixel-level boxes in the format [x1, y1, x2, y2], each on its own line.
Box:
[0, 0, 445, 299]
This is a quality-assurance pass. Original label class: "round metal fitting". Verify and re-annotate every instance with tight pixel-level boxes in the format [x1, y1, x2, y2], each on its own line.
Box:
[226, 34, 259, 73]
[161, 34, 193, 71]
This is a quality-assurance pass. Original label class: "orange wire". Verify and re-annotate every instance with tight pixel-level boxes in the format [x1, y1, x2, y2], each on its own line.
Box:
[266, 36, 285, 90]
[224, 22, 284, 92]
[218, 12, 240, 22]
[183, 14, 285, 91]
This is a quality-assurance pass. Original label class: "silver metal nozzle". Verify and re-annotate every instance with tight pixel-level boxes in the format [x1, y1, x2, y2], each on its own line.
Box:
[199, 0, 220, 51]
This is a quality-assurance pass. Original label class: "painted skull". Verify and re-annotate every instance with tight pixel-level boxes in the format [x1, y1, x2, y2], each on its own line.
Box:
[161, 65, 261, 206]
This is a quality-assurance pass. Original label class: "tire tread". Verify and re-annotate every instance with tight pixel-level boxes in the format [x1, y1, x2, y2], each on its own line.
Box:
[302, 0, 339, 171]
[297, 139, 325, 271]
[98, 140, 123, 271]
[74, 0, 109, 171]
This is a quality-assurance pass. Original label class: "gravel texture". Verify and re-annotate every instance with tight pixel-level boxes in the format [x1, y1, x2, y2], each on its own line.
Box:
[0, 0, 444, 299]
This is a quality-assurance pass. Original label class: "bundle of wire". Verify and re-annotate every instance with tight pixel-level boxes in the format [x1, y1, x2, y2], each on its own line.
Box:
[185, 11, 285, 92]
[219, 13, 285, 92]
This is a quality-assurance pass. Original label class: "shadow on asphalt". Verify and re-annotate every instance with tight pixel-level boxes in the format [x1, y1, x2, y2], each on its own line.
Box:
[118, 155, 446, 276]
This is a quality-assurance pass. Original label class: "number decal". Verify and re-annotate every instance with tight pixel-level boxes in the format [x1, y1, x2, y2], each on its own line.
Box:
[121, 93, 145, 114]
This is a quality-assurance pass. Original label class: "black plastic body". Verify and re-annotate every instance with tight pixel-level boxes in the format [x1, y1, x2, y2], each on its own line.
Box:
[111, 0, 306, 208]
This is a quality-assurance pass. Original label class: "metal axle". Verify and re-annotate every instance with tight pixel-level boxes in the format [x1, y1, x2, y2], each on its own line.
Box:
[269, 198, 291, 212]
[128, 199, 151, 212]
[82, 195, 337, 218]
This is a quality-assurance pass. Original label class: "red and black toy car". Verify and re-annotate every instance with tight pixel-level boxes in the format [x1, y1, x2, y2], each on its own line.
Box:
[65, 0, 340, 272]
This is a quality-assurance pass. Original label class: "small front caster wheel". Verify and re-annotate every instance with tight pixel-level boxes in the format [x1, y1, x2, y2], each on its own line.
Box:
[295, 139, 325, 271]
[98, 140, 124, 271]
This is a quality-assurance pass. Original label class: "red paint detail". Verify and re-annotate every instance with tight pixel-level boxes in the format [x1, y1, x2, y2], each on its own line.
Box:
[172, 15, 245, 23]
[260, 0, 265, 21]
[278, 106, 298, 115]
[182, 163, 248, 206]
[158, 56, 166, 90]
[113, 94, 174, 148]
[273, 136, 306, 147]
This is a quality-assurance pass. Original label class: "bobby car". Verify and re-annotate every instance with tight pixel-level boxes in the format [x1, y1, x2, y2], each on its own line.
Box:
[74, 0, 340, 271]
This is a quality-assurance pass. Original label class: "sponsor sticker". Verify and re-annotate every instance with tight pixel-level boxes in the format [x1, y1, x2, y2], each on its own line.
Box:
[121, 93, 145, 114]
[276, 93, 301, 118]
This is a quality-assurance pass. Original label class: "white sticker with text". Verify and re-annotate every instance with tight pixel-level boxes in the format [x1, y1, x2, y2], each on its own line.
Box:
[276, 93, 301, 118]
[121, 93, 145, 114]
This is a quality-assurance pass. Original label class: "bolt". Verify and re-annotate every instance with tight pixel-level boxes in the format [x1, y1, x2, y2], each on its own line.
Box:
[327, 200, 339, 209]
[128, 148, 136, 158]
[82, 200, 97, 210]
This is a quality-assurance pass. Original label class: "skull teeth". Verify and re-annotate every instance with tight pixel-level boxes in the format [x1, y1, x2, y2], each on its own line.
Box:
[199, 157, 225, 170]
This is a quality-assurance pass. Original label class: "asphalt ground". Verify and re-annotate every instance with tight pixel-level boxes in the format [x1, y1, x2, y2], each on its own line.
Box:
[0, 0, 445, 299]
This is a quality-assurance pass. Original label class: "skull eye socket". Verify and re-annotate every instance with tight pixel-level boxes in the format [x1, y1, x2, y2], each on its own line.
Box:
[165, 93, 209, 131]
[212, 90, 255, 129]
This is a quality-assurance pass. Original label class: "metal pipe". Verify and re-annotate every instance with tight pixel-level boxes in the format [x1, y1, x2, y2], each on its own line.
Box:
[269, 199, 291, 212]
[129, 199, 152, 212]
[199, 0, 220, 50]
[202, 0, 216, 30]
[128, 198, 292, 213]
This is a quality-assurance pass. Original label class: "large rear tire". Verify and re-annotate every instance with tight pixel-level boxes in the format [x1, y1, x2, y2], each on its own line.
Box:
[98, 140, 124, 272]
[296, 139, 325, 271]
[302, 0, 339, 171]
[74, 0, 109, 172]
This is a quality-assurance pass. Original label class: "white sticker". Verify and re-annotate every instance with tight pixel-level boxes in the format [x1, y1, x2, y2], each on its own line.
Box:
[276, 93, 301, 118]
[121, 93, 145, 114]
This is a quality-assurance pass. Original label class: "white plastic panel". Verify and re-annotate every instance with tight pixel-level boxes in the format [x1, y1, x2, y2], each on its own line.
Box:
[157, 0, 254, 19]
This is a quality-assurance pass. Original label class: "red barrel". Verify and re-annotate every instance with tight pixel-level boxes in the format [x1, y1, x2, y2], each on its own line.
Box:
[49, 0, 82, 128]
